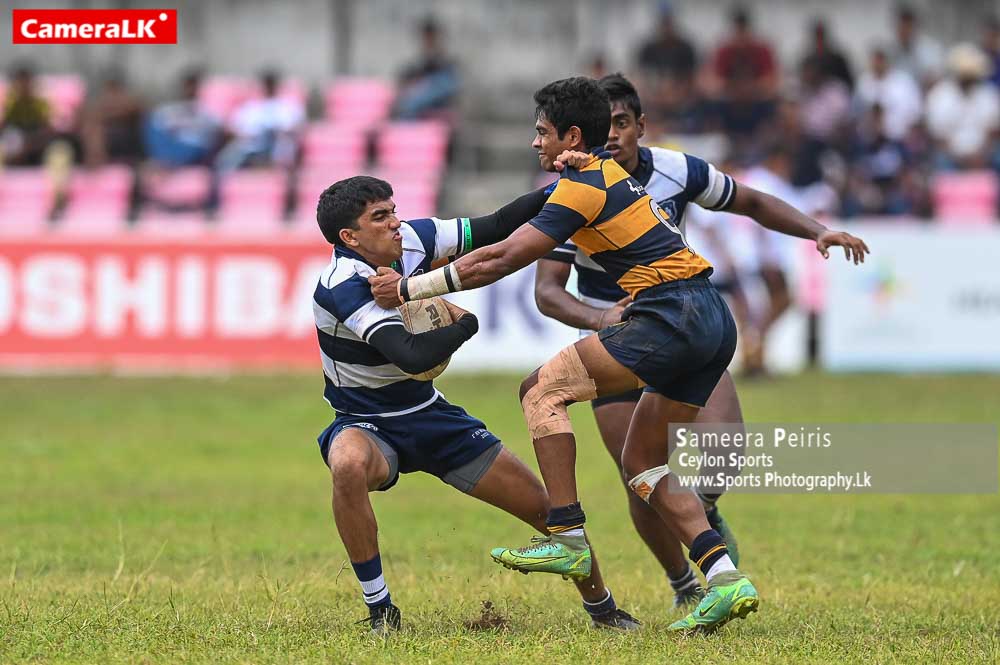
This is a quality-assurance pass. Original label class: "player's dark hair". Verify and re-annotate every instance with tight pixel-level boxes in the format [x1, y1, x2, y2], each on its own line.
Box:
[598, 73, 643, 120]
[533, 76, 611, 151]
[316, 176, 393, 245]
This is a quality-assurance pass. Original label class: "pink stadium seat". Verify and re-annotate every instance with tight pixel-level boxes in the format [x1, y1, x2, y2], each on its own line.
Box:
[324, 78, 394, 128]
[933, 172, 998, 224]
[216, 170, 287, 235]
[389, 179, 437, 219]
[134, 209, 209, 236]
[302, 122, 368, 170]
[142, 167, 212, 208]
[135, 167, 213, 235]
[296, 169, 338, 222]
[58, 166, 133, 235]
[0, 169, 52, 235]
[198, 76, 252, 122]
[286, 220, 325, 241]
[376, 120, 449, 172]
[38, 75, 85, 132]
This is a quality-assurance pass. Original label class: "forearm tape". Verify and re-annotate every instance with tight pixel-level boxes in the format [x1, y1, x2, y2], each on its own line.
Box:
[399, 263, 463, 302]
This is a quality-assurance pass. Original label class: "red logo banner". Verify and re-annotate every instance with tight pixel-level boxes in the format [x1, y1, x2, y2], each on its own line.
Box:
[12, 9, 178, 44]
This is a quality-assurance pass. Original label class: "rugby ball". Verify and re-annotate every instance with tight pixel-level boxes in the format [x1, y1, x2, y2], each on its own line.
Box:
[398, 296, 454, 381]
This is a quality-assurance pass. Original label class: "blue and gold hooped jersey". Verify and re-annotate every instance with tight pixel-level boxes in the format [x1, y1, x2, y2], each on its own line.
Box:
[529, 152, 712, 298]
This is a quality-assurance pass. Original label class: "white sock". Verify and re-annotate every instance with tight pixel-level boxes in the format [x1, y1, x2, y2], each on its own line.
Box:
[555, 528, 584, 537]
[359, 573, 389, 605]
[705, 554, 736, 582]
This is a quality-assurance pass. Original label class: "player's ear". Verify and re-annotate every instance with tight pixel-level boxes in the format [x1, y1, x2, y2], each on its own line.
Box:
[568, 125, 584, 150]
[636, 113, 646, 140]
[339, 227, 360, 247]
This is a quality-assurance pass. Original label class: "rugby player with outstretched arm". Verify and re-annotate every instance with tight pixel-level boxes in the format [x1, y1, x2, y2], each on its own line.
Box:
[533, 73, 868, 610]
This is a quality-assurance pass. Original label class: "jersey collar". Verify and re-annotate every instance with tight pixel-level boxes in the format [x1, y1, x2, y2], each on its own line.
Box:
[333, 245, 372, 266]
[632, 146, 655, 187]
[334, 245, 402, 273]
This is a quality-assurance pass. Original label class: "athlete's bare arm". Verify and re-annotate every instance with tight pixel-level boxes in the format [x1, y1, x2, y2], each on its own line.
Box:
[554, 148, 871, 265]
[726, 186, 869, 264]
[534, 259, 630, 331]
[369, 224, 557, 308]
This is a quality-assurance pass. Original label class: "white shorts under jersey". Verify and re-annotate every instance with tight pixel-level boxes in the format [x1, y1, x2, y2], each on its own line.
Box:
[312, 217, 463, 417]
[545, 146, 736, 327]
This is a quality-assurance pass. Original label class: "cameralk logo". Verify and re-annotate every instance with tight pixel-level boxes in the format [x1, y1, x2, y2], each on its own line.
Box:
[12, 9, 177, 44]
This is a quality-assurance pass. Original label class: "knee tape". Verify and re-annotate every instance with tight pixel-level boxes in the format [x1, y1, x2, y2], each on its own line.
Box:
[628, 465, 671, 503]
[522, 345, 598, 439]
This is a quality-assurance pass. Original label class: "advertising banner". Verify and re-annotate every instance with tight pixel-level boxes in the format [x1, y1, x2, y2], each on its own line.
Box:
[0, 236, 575, 372]
[823, 224, 1000, 371]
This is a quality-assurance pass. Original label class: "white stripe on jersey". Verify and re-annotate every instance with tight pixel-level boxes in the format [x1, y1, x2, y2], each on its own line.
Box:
[319, 355, 411, 389]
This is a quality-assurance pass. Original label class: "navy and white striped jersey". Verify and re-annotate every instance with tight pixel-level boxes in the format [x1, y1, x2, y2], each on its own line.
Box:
[312, 217, 463, 417]
[545, 146, 736, 305]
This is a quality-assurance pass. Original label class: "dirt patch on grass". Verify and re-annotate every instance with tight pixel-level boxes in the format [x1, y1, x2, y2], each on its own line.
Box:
[463, 600, 510, 631]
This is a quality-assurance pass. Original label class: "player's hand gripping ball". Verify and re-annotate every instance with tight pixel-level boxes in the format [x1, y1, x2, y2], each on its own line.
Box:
[397, 296, 455, 380]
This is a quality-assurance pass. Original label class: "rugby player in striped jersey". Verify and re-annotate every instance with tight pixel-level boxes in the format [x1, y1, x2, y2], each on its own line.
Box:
[312, 176, 639, 636]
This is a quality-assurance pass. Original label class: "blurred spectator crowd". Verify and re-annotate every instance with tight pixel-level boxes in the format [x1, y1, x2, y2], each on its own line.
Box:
[633, 3, 1000, 221]
[0, 16, 458, 234]
[3, 4, 1000, 235]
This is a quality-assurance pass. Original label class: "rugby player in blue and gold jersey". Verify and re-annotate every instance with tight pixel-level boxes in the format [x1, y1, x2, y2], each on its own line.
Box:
[369, 76, 869, 633]
[534, 73, 870, 612]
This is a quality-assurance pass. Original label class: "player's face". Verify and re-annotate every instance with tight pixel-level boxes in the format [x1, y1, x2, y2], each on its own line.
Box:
[606, 102, 645, 172]
[345, 199, 403, 265]
[532, 114, 579, 172]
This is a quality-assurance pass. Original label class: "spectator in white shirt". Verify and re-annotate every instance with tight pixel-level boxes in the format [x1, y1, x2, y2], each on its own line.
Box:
[856, 47, 922, 141]
[926, 43, 1000, 170]
[216, 69, 304, 172]
[890, 4, 944, 88]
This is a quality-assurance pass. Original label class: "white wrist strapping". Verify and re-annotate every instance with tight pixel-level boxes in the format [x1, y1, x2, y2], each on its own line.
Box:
[400, 263, 463, 301]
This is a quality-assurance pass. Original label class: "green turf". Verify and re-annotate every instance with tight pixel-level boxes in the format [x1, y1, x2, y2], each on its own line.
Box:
[2, 372, 999, 663]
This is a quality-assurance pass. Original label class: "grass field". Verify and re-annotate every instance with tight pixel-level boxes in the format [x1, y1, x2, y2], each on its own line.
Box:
[2, 371, 999, 663]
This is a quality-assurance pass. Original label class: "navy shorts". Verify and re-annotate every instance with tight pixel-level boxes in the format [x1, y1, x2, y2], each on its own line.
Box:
[317, 397, 501, 492]
[598, 275, 737, 407]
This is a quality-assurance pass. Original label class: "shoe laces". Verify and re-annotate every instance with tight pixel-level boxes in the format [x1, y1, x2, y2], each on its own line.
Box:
[515, 535, 552, 554]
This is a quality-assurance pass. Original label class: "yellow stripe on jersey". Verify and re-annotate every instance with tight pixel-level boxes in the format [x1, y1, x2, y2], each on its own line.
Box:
[571, 198, 660, 254]
[617, 249, 713, 298]
[548, 178, 606, 223]
[602, 161, 631, 188]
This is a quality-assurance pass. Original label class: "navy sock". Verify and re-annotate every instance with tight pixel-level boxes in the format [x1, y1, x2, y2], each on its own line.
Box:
[582, 588, 617, 617]
[546, 502, 586, 534]
[689, 529, 729, 577]
[351, 553, 392, 609]
[669, 566, 700, 592]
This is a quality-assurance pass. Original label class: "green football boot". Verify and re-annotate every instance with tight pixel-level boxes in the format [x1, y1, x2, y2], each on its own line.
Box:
[706, 506, 740, 567]
[490, 534, 592, 580]
[668, 571, 758, 633]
